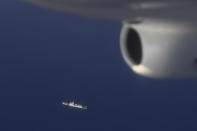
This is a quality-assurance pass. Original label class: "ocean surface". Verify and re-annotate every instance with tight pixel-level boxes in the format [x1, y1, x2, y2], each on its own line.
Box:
[1, 0, 197, 131]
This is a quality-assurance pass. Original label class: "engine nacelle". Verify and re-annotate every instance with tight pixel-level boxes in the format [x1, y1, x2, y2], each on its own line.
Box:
[120, 20, 197, 78]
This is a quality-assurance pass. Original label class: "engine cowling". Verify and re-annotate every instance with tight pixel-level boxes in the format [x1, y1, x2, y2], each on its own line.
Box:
[120, 20, 197, 78]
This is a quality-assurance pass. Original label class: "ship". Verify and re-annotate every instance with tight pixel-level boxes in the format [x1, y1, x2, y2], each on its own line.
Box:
[62, 101, 87, 110]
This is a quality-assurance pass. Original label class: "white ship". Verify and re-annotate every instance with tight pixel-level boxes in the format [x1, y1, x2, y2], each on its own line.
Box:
[62, 101, 87, 110]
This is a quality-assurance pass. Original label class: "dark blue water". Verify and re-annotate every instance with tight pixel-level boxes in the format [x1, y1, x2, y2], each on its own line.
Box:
[1, 0, 197, 131]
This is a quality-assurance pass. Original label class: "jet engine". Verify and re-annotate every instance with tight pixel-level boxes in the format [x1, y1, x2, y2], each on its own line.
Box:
[120, 20, 197, 78]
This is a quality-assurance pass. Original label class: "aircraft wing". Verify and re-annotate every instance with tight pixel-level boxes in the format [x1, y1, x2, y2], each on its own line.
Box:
[22, 0, 197, 78]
